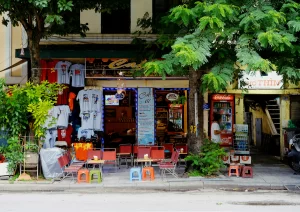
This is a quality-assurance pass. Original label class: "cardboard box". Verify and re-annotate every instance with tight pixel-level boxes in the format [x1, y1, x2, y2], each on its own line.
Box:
[240, 156, 251, 164]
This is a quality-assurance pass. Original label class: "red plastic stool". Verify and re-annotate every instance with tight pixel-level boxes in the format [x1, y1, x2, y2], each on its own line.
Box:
[241, 166, 253, 178]
[142, 167, 155, 181]
[228, 164, 240, 177]
[77, 169, 89, 183]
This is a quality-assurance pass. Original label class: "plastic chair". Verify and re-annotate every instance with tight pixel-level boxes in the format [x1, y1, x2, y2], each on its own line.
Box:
[136, 146, 151, 166]
[118, 144, 132, 168]
[103, 148, 117, 172]
[89, 169, 102, 183]
[150, 148, 165, 164]
[130, 167, 142, 181]
[158, 151, 180, 180]
[77, 169, 89, 183]
[142, 167, 155, 181]
[163, 143, 174, 158]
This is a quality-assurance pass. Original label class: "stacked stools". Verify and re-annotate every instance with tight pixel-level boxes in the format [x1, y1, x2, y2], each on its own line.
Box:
[142, 167, 155, 181]
[77, 169, 90, 183]
[130, 167, 142, 181]
[89, 169, 102, 183]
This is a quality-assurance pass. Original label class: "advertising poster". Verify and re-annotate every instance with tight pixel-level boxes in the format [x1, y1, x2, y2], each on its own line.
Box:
[137, 88, 155, 145]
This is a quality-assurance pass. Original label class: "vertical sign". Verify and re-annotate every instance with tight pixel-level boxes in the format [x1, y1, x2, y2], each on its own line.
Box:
[137, 88, 155, 145]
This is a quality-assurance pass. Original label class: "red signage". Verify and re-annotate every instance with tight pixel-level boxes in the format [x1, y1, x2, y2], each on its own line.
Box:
[212, 94, 234, 101]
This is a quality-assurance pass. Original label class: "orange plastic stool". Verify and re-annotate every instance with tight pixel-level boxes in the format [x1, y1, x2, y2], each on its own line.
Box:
[142, 167, 155, 181]
[241, 166, 253, 178]
[228, 164, 240, 177]
[77, 169, 89, 183]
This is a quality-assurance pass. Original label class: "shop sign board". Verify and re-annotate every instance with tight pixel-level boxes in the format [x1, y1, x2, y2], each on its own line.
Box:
[166, 93, 179, 101]
[212, 94, 234, 101]
[238, 71, 283, 89]
[85, 58, 188, 79]
[137, 88, 155, 145]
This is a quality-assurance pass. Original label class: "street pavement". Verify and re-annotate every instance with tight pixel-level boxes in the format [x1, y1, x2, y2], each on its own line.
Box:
[0, 190, 300, 212]
[0, 153, 300, 192]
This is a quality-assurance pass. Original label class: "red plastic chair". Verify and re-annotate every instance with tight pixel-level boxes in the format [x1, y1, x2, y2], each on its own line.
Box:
[135, 146, 151, 166]
[103, 148, 117, 172]
[118, 144, 132, 168]
[163, 143, 174, 158]
[57, 154, 83, 181]
[87, 150, 102, 160]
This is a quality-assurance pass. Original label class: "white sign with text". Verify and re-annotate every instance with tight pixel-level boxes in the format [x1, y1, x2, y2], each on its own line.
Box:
[238, 71, 283, 89]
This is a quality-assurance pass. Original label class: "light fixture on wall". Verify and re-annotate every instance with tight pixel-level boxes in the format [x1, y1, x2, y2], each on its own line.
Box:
[116, 71, 126, 94]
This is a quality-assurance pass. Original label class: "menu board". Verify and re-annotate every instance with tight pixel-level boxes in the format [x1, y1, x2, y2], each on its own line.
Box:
[137, 88, 155, 145]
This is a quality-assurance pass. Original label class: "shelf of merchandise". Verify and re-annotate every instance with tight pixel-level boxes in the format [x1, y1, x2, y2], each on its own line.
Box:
[233, 124, 250, 155]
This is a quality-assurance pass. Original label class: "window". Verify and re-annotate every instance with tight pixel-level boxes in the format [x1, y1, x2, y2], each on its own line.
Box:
[101, 0, 131, 34]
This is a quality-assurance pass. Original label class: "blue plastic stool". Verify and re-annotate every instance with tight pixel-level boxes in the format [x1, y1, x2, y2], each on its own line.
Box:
[130, 167, 142, 181]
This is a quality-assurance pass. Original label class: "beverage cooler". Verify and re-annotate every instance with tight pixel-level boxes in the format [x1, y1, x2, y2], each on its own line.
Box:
[210, 94, 235, 146]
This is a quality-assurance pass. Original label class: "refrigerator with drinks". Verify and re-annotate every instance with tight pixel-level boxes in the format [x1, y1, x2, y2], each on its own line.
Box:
[210, 94, 235, 146]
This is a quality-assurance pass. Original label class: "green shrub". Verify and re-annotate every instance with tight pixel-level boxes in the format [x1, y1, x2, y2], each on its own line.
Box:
[185, 139, 226, 176]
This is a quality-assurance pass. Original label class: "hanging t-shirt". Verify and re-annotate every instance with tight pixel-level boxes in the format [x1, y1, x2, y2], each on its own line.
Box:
[44, 106, 60, 129]
[47, 60, 59, 83]
[57, 85, 70, 105]
[57, 124, 73, 146]
[56, 61, 72, 84]
[80, 112, 94, 129]
[93, 112, 102, 131]
[89, 89, 102, 113]
[77, 127, 94, 139]
[70, 64, 85, 87]
[57, 105, 71, 129]
[76, 90, 91, 112]
[68, 92, 76, 111]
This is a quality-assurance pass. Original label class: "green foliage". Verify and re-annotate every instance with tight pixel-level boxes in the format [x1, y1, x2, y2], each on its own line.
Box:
[184, 139, 226, 176]
[0, 136, 23, 175]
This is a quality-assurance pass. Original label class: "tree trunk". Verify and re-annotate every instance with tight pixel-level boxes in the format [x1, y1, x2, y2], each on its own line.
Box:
[187, 69, 204, 154]
[27, 31, 41, 84]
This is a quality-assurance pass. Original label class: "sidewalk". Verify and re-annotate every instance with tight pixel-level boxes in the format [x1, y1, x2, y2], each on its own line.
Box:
[1, 160, 300, 192]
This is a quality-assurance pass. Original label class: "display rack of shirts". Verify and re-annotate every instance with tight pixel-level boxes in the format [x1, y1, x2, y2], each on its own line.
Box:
[44, 106, 60, 129]
[79, 112, 94, 130]
[70, 64, 85, 87]
[55, 61, 72, 84]
[77, 89, 91, 112]
[77, 127, 94, 139]
[57, 105, 71, 129]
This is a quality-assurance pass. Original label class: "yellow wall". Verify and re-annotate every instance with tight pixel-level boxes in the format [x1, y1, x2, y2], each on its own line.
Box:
[79, 0, 152, 34]
[0, 15, 27, 84]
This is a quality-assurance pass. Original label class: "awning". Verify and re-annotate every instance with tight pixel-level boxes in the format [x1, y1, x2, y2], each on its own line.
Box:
[0, 59, 27, 73]
[15, 46, 141, 59]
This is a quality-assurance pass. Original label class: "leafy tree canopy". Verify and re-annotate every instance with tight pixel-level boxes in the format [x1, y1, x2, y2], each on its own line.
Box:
[142, 0, 300, 91]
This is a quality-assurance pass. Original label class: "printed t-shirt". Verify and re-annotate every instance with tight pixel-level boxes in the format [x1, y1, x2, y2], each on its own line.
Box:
[68, 92, 76, 111]
[57, 85, 69, 105]
[89, 89, 102, 112]
[57, 125, 73, 146]
[77, 127, 94, 139]
[70, 64, 85, 87]
[76, 90, 91, 112]
[57, 105, 71, 129]
[44, 106, 60, 129]
[80, 112, 94, 129]
[56, 61, 72, 84]
[93, 112, 102, 131]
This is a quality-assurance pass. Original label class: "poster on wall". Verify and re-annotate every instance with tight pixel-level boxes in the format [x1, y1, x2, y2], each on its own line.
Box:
[137, 88, 155, 145]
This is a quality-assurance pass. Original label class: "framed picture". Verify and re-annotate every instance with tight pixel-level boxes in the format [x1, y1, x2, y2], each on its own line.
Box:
[105, 108, 116, 117]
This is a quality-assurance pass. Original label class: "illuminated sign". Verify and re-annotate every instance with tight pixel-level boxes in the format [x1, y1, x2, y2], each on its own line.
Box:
[212, 94, 234, 101]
